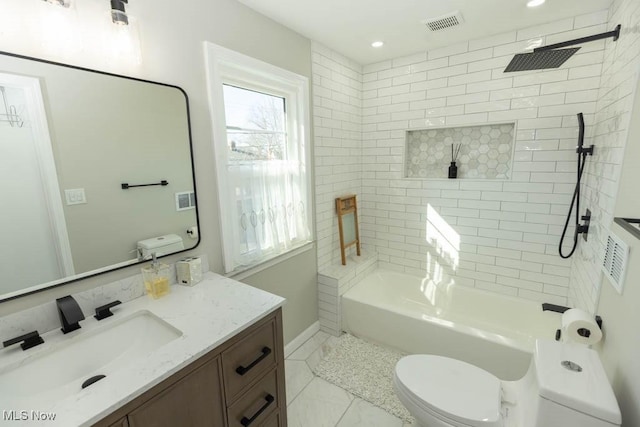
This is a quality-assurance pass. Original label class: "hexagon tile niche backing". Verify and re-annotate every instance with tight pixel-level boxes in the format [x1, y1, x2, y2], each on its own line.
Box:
[406, 123, 515, 179]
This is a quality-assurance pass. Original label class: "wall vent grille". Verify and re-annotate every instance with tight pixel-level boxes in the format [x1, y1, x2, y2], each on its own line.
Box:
[602, 231, 629, 294]
[423, 11, 464, 32]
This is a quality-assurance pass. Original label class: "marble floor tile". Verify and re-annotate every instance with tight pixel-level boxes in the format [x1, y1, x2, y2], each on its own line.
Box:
[286, 377, 354, 427]
[285, 359, 314, 405]
[288, 331, 330, 361]
[305, 334, 342, 371]
[285, 331, 412, 427]
[336, 398, 404, 427]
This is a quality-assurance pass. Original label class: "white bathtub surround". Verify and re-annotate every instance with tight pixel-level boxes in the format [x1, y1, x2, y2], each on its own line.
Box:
[357, 12, 616, 306]
[317, 251, 377, 335]
[569, 0, 640, 313]
[0, 256, 209, 342]
[313, 333, 413, 423]
[342, 269, 561, 380]
[312, 42, 364, 272]
[312, 11, 624, 307]
[311, 7, 640, 313]
[0, 270, 283, 426]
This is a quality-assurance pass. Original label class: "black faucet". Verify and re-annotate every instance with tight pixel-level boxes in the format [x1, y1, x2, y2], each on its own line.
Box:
[56, 296, 85, 334]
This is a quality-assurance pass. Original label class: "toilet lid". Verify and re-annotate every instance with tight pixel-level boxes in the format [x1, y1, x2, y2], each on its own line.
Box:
[395, 355, 502, 427]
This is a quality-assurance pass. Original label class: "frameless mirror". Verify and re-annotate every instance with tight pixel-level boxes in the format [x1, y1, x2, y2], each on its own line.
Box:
[0, 51, 199, 302]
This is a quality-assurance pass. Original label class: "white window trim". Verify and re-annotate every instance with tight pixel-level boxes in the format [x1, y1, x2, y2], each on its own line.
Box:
[204, 42, 313, 274]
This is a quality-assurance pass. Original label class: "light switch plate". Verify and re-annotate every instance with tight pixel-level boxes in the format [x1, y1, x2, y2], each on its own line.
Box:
[65, 188, 87, 205]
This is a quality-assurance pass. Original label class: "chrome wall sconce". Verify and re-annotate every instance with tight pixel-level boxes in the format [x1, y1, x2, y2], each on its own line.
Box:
[110, 0, 129, 25]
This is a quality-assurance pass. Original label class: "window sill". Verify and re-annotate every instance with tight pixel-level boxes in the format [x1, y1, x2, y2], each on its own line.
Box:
[227, 241, 316, 282]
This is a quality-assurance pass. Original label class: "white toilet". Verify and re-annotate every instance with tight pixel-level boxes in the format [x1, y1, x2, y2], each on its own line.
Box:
[394, 339, 621, 427]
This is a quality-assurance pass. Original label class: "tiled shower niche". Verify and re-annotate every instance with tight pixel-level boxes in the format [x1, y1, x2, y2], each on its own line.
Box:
[405, 123, 515, 179]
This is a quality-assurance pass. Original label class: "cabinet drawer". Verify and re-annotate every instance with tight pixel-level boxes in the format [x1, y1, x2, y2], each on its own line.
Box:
[222, 318, 277, 403]
[262, 410, 280, 427]
[227, 368, 279, 427]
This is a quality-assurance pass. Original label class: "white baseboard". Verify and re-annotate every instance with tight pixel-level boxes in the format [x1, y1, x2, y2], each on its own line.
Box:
[285, 321, 320, 358]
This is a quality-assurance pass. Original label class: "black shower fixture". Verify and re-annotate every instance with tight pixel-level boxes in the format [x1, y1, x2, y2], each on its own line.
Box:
[110, 0, 129, 25]
[559, 113, 593, 259]
[504, 25, 621, 72]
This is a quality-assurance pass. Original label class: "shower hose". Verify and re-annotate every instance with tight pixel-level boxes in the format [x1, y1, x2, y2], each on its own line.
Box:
[558, 114, 590, 259]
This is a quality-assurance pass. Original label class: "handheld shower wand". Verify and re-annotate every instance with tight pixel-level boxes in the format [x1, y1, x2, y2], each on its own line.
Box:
[559, 113, 593, 259]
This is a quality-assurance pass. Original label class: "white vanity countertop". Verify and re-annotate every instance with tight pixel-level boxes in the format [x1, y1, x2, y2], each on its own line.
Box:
[0, 272, 285, 426]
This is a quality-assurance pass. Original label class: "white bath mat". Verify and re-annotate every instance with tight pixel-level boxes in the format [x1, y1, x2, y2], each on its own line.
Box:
[312, 333, 414, 423]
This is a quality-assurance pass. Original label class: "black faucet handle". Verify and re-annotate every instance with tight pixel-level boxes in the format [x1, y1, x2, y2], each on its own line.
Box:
[94, 300, 122, 320]
[3, 331, 44, 351]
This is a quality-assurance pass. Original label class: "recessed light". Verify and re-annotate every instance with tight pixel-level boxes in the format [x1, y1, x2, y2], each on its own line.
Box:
[371, 41, 384, 48]
[527, 0, 546, 7]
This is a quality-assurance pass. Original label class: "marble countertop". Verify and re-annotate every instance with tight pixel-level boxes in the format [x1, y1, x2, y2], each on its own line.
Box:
[0, 272, 285, 426]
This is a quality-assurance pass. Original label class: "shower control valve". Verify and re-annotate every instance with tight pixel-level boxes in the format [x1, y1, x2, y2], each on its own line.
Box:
[576, 144, 594, 156]
[577, 209, 591, 242]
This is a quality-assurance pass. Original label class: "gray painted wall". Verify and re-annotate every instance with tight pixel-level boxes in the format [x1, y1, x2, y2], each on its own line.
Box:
[0, 0, 318, 345]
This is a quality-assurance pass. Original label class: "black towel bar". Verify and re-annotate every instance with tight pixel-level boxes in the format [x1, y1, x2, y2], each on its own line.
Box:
[121, 180, 168, 189]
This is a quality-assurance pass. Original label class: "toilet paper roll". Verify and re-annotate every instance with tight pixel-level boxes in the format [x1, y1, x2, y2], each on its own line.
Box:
[561, 308, 602, 346]
[186, 226, 199, 240]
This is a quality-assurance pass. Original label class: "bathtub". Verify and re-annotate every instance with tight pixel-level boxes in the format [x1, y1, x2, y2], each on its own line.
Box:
[341, 269, 561, 380]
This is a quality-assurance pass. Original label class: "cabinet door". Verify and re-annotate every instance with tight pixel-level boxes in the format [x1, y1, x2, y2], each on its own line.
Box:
[262, 410, 280, 427]
[127, 357, 225, 427]
[108, 417, 128, 427]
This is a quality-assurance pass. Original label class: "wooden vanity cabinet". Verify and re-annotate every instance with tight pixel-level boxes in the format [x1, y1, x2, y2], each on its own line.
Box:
[95, 308, 286, 427]
[107, 418, 128, 427]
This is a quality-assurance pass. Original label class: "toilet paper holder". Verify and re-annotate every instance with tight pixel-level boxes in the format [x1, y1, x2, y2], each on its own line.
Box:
[541, 303, 603, 341]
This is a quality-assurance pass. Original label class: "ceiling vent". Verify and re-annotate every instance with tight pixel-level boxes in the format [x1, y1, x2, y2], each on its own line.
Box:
[602, 231, 629, 294]
[423, 11, 464, 32]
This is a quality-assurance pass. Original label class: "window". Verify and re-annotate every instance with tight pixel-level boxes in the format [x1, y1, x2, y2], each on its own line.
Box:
[205, 43, 312, 274]
[224, 85, 287, 162]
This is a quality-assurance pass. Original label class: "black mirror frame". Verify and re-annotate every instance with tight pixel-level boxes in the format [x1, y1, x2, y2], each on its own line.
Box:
[0, 50, 200, 303]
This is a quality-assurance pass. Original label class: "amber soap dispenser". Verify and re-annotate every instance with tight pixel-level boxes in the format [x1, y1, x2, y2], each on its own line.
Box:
[142, 253, 171, 299]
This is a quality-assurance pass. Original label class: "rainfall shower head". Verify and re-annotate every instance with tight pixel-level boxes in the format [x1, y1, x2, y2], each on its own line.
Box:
[504, 25, 621, 73]
[504, 48, 580, 72]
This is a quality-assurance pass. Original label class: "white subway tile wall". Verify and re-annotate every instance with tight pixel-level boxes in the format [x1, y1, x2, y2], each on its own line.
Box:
[317, 253, 377, 335]
[570, 0, 640, 313]
[312, 5, 639, 312]
[312, 42, 364, 271]
[358, 12, 611, 306]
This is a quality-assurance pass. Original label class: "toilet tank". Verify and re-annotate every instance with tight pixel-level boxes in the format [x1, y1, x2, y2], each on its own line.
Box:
[532, 340, 621, 427]
[137, 234, 184, 259]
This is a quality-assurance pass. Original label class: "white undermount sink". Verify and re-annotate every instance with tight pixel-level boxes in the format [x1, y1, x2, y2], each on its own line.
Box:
[0, 310, 182, 405]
